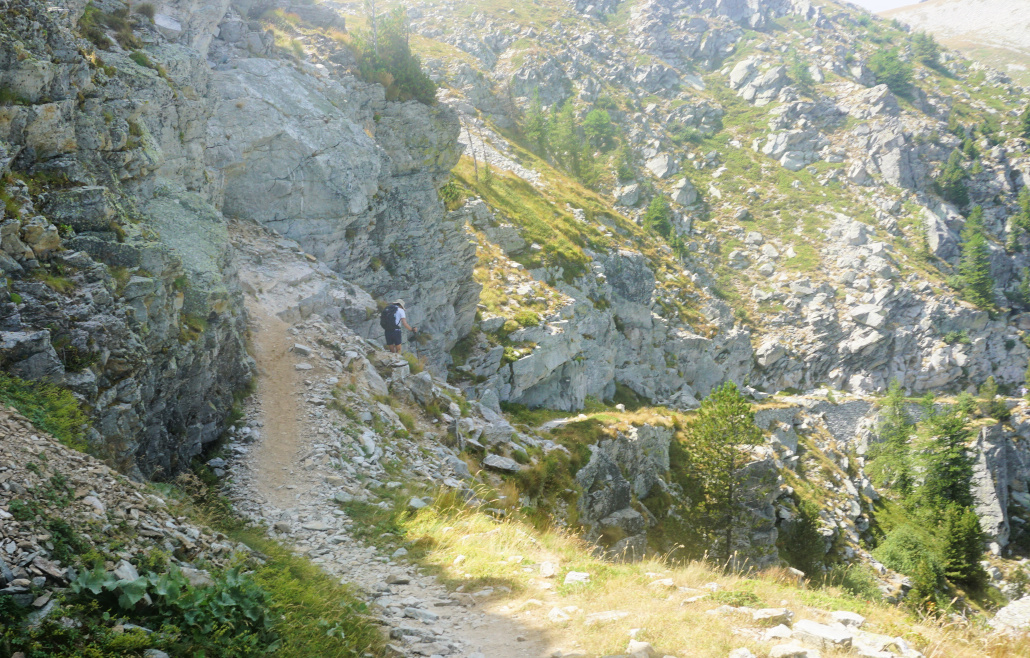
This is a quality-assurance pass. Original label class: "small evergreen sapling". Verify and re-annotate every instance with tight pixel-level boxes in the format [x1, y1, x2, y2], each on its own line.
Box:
[682, 382, 763, 565]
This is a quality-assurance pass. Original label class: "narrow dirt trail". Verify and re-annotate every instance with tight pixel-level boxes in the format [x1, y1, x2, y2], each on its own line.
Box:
[227, 221, 561, 658]
[245, 302, 320, 509]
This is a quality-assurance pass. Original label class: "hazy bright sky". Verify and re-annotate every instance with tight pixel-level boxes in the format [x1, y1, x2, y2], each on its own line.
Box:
[850, 0, 921, 11]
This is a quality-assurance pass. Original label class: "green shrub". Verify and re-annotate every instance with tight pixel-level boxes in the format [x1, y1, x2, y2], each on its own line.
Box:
[514, 310, 541, 327]
[68, 564, 279, 654]
[825, 564, 883, 601]
[79, 5, 113, 49]
[439, 179, 465, 211]
[502, 346, 520, 364]
[79, 4, 140, 50]
[0, 373, 89, 451]
[352, 7, 436, 105]
[872, 524, 941, 576]
[34, 271, 76, 294]
[134, 2, 156, 21]
[942, 330, 970, 345]
[0, 84, 31, 106]
[403, 352, 424, 374]
[710, 589, 762, 608]
[669, 123, 703, 145]
[868, 48, 912, 95]
[129, 50, 155, 70]
[396, 410, 415, 431]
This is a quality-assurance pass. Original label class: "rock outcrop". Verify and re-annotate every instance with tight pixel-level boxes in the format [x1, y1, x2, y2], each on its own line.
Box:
[206, 58, 479, 366]
[0, 0, 250, 477]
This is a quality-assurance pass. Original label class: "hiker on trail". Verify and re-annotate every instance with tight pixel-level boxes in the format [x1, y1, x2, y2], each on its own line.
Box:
[380, 299, 416, 354]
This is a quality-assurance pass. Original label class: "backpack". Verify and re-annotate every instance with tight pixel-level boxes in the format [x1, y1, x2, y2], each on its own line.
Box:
[379, 304, 398, 330]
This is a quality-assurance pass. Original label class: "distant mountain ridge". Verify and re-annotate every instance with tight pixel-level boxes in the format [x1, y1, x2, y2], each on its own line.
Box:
[884, 0, 1030, 85]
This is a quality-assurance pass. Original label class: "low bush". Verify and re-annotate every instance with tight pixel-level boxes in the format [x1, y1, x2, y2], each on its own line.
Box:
[514, 310, 541, 327]
[67, 564, 279, 654]
[825, 564, 883, 601]
[872, 524, 941, 577]
[352, 8, 436, 105]
[0, 373, 89, 450]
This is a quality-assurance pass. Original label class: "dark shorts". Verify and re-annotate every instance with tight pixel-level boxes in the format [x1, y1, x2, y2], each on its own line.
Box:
[385, 326, 402, 346]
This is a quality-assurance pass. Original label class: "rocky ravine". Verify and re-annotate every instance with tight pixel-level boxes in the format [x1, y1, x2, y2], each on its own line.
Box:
[224, 215, 1030, 602]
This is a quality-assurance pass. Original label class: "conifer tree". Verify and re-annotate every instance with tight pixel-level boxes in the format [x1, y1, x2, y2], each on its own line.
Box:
[684, 382, 764, 565]
[911, 32, 940, 66]
[788, 50, 815, 96]
[582, 109, 616, 151]
[549, 101, 580, 176]
[957, 205, 995, 309]
[869, 379, 913, 493]
[869, 48, 912, 95]
[937, 149, 969, 207]
[919, 407, 974, 509]
[523, 90, 548, 155]
[978, 375, 1009, 420]
[1016, 188, 1030, 235]
[1021, 105, 1030, 140]
[1019, 267, 1030, 307]
[907, 559, 943, 613]
[941, 504, 987, 588]
[643, 195, 672, 238]
[578, 143, 601, 190]
[354, 7, 436, 104]
[615, 143, 634, 181]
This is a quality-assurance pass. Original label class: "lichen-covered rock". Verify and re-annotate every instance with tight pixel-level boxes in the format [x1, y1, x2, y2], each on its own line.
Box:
[0, 0, 250, 477]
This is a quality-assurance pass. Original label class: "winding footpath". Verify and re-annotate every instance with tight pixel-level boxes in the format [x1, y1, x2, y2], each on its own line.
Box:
[222, 220, 556, 658]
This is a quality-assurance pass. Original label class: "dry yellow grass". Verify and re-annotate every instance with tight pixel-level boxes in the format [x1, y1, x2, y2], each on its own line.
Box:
[397, 499, 1030, 658]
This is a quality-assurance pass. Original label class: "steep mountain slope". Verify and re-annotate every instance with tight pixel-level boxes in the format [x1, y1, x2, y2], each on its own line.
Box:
[883, 0, 1030, 86]
[376, 0, 1030, 408]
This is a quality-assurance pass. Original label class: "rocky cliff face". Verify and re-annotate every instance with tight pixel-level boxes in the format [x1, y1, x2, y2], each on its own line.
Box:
[454, 196, 754, 410]
[205, 51, 479, 365]
[0, 0, 482, 474]
[0, 0, 251, 477]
